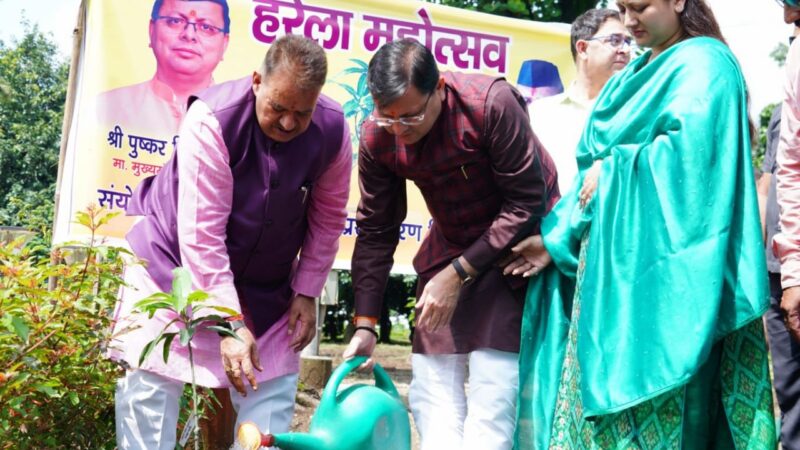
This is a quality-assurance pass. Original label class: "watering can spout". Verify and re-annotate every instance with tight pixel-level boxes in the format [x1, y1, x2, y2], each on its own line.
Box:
[236, 422, 329, 450]
[265, 432, 328, 450]
[237, 356, 410, 450]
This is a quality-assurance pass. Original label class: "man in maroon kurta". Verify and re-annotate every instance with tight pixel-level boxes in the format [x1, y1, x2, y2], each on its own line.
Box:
[343, 39, 559, 449]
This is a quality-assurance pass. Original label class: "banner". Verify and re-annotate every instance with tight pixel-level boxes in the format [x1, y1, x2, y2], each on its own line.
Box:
[54, 0, 573, 274]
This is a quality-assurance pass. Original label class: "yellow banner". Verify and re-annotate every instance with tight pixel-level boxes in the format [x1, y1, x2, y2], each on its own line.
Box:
[55, 0, 572, 274]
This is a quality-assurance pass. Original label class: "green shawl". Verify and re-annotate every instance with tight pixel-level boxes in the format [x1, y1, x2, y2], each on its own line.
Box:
[516, 37, 768, 448]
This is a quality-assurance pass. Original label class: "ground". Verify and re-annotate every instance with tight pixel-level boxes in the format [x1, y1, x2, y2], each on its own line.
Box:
[289, 341, 419, 449]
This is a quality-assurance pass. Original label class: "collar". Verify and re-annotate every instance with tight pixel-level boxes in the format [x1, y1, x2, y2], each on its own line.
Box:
[560, 82, 594, 110]
[147, 76, 215, 117]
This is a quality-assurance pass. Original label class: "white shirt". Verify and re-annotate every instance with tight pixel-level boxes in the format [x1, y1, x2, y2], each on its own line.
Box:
[528, 84, 594, 194]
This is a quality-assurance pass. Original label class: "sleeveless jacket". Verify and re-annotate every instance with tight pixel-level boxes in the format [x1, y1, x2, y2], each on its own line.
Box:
[126, 76, 345, 336]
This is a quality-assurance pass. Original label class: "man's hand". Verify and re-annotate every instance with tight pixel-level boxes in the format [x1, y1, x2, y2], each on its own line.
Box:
[782, 286, 800, 342]
[288, 293, 317, 353]
[501, 235, 552, 277]
[343, 321, 378, 372]
[756, 173, 771, 242]
[415, 263, 462, 333]
[221, 326, 262, 397]
[579, 160, 602, 207]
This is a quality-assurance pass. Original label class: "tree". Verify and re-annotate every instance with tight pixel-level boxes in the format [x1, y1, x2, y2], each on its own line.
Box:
[771, 42, 789, 68]
[427, 0, 608, 23]
[0, 25, 68, 235]
[323, 271, 417, 343]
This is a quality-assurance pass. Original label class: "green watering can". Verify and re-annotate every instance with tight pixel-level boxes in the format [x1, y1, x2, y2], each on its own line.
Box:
[237, 356, 411, 450]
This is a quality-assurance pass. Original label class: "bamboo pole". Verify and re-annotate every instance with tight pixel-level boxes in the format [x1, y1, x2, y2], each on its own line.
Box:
[52, 0, 86, 244]
[49, 1, 86, 290]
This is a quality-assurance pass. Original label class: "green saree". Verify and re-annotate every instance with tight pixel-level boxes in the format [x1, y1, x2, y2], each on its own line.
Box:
[515, 37, 775, 449]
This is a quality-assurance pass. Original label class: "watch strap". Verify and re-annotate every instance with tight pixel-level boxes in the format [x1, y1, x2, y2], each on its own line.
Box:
[451, 258, 472, 283]
[217, 319, 246, 337]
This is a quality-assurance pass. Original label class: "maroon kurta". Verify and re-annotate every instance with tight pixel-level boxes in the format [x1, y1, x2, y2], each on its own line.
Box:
[353, 72, 560, 354]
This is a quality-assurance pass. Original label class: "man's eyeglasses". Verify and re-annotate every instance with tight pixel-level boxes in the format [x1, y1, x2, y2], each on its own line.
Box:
[369, 93, 433, 127]
[777, 0, 800, 8]
[156, 16, 226, 38]
[586, 33, 634, 50]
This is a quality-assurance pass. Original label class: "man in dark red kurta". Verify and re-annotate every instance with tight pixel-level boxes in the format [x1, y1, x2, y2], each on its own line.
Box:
[343, 39, 559, 449]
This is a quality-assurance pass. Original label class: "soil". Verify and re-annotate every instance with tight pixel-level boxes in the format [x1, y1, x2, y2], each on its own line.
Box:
[289, 342, 419, 449]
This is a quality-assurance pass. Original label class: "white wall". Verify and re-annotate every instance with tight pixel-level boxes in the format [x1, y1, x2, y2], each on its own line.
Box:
[707, 0, 790, 116]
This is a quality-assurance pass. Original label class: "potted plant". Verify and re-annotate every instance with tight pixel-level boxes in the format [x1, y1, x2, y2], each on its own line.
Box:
[134, 267, 241, 450]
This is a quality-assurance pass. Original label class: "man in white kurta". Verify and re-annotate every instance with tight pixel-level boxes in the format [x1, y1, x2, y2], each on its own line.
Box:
[529, 8, 631, 194]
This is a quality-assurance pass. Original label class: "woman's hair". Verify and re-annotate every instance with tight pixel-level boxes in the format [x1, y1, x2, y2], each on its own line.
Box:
[678, 0, 726, 44]
[678, 0, 757, 143]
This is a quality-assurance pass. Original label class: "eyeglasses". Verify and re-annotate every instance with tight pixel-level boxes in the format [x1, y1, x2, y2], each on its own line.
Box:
[369, 93, 433, 127]
[156, 16, 226, 38]
[586, 33, 634, 50]
[777, 0, 800, 8]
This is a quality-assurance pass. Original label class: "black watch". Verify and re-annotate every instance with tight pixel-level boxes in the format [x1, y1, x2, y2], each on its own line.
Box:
[451, 258, 474, 284]
[217, 319, 246, 337]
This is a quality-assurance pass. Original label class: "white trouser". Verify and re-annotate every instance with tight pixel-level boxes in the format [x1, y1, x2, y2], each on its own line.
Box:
[115, 369, 298, 450]
[408, 348, 519, 450]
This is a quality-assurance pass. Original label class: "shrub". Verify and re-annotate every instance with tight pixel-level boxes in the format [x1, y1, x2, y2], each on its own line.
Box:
[0, 206, 126, 449]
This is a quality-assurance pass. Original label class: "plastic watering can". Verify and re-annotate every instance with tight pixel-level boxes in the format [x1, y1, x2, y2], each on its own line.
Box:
[238, 356, 411, 450]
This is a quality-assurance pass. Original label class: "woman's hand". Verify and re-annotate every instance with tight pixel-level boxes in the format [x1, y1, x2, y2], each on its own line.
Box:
[500, 235, 552, 277]
[579, 160, 603, 207]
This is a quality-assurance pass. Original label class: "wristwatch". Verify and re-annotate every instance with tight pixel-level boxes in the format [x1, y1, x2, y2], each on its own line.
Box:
[451, 257, 474, 285]
[217, 319, 246, 337]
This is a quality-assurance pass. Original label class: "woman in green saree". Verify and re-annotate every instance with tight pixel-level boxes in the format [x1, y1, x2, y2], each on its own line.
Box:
[511, 0, 777, 448]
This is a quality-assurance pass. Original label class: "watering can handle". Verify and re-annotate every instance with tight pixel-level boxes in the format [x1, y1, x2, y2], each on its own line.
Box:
[322, 356, 402, 405]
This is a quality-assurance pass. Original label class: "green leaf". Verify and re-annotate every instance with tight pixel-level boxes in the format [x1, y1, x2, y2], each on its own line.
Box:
[186, 290, 209, 305]
[138, 339, 158, 366]
[194, 314, 224, 324]
[207, 305, 241, 317]
[133, 299, 175, 315]
[73, 211, 91, 229]
[68, 391, 80, 406]
[11, 316, 30, 342]
[162, 332, 177, 363]
[133, 292, 173, 308]
[171, 268, 192, 313]
[206, 325, 241, 340]
[35, 383, 61, 398]
[9, 314, 29, 341]
[138, 319, 180, 365]
[95, 211, 120, 227]
[179, 327, 192, 346]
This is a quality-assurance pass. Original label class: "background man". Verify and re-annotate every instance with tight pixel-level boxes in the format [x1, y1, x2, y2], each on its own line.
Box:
[768, 2, 800, 447]
[109, 35, 351, 449]
[342, 38, 559, 450]
[529, 8, 631, 194]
